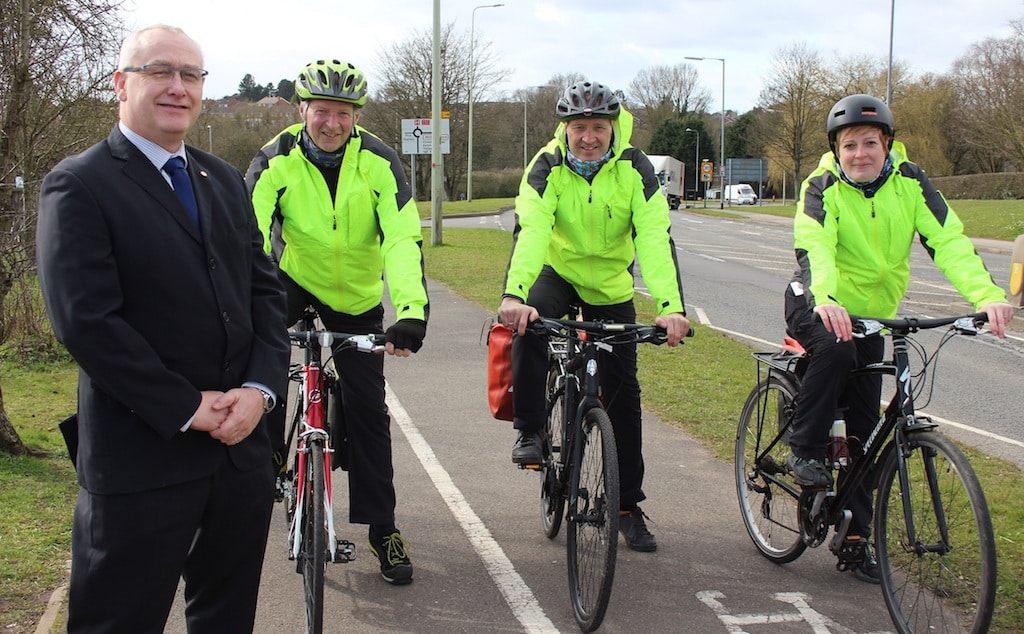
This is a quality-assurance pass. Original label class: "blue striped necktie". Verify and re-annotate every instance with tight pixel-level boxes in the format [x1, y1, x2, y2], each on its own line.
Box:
[162, 157, 199, 229]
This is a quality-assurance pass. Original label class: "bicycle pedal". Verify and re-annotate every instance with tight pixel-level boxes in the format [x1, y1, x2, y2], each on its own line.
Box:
[518, 462, 543, 471]
[333, 539, 356, 563]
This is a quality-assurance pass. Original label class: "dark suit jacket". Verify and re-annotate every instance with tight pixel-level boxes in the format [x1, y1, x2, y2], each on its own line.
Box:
[37, 126, 290, 495]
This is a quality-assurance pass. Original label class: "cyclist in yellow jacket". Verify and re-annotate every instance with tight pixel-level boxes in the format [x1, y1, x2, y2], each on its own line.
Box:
[499, 80, 690, 552]
[246, 59, 428, 586]
[785, 93, 1014, 583]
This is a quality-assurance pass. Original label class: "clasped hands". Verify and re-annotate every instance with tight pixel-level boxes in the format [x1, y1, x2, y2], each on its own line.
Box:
[190, 388, 266, 446]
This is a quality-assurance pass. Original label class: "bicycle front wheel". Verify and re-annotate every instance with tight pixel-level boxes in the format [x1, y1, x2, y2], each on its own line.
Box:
[735, 374, 807, 563]
[541, 362, 567, 538]
[566, 407, 619, 633]
[300, 440, 327, 634]
[875, 430, 996, 634]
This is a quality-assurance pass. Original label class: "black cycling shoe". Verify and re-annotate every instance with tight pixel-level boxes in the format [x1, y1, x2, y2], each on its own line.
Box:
[850, 541, 881, 584]
[619, 507, 657, 552]
[368, 529, 414, 586]
[834, 535, 881, 584]
[787, 455, 834, 488]
[512, 431, 544, 465]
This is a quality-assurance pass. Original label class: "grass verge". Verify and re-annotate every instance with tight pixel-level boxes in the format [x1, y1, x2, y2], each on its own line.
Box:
[1, 360, 78, 633]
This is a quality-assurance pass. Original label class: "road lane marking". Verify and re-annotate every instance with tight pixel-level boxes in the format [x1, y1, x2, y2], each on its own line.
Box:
[697, 590, 893, 634]
[385, 385, 558, 633]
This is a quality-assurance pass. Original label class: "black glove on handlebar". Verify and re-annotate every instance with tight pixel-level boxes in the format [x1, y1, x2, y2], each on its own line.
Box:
[385, 319, 426, 353]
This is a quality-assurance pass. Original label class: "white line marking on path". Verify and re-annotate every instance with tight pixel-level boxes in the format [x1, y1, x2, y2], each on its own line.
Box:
[386, 385, 559, 633]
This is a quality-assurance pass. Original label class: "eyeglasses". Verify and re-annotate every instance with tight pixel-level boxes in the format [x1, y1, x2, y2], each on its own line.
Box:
[122, 64, 208, 85]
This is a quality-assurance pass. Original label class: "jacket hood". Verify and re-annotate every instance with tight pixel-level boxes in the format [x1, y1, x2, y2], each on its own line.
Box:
[554, 106, 634, 157]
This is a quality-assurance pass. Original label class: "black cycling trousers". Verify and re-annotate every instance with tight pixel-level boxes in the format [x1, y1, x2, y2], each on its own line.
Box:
[270, 271, 397, 525]
[512, 266, 646, 509]
[784, 283, 883, 537]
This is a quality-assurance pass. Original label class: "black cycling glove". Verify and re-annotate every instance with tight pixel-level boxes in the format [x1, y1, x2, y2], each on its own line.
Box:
[385, 319, 426, 353]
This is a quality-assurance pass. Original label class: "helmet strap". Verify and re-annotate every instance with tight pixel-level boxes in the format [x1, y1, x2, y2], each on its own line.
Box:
[838, 156, 893, 199]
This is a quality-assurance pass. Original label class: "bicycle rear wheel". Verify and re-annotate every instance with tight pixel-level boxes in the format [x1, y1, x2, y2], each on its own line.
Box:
[300, 439, 327, 634]
[566, 407, 619, 633]
[735, 374, 807, 563]
[541, 362, 567, 538]
[875, 430, 996, 634]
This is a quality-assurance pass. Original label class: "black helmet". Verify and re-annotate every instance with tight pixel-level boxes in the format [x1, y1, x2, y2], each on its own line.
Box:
[555, 81, 620, 120]
[826, 94, 894, 152]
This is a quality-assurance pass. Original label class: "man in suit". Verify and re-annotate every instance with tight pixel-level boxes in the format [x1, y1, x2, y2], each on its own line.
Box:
[36, 24, 289, 633]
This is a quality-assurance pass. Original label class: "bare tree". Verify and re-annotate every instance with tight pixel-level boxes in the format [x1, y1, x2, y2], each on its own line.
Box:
[948, 20, 1024, 173]
[757, 43, 832, 197]
[367, 22, 507, 199]
[892, 74, 956, 176]
[627, 64, 711, 146]
[0, 0, 124, 455]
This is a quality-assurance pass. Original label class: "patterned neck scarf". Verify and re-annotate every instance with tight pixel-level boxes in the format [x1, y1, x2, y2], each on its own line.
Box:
[301, 128, 347, 169]
[566, 148, 613, 181]
[838, 156, 894, 199]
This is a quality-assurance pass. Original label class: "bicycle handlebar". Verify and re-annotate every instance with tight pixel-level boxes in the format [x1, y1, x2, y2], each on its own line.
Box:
[850, 313, 989, 337]
[288, 329, 387, 353]
[527, 316, 694, 345]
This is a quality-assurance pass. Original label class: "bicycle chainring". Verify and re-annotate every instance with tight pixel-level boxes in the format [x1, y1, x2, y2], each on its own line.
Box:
[798, 488, 830, 548]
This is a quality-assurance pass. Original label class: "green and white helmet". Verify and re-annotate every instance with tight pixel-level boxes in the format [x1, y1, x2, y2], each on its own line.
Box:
[295, 59, 368, 106]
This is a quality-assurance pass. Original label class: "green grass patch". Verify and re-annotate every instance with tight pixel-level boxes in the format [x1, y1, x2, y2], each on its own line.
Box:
[415, 197, 515, 220]
[0, 360, 78, 632]
[424, 224, 1024, 633]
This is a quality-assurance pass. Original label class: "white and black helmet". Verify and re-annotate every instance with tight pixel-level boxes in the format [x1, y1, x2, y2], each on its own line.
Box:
[555, 81, 621, 120]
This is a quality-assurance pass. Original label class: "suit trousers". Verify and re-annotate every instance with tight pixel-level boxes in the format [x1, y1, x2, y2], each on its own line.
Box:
[784, 284, 884, 537]
[67, 458, 274, 633]
[512, 266, 646, 509]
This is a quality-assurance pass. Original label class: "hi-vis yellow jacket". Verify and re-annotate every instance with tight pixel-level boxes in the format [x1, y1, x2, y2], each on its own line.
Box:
[503, 107, 686, 315]
[246, 124, 428, 322]
[794, 141, 1005, 318]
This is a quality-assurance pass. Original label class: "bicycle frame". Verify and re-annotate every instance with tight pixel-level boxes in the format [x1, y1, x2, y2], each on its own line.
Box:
[286, 316, 344, 566]
[752, 315, 983, 548]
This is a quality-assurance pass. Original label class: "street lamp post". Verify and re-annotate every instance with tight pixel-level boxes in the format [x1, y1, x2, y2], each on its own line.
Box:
[685, 127, 699, 206]
[467, 3, 504, 202]
[207, 124, 213, 152]
[685, 56, 725, 209]
[523, 99, 528, 169]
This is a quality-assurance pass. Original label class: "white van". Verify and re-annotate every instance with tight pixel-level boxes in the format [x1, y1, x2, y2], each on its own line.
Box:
[725, 184, 757, 205]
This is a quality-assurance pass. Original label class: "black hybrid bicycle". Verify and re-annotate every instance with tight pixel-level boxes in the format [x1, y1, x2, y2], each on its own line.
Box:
[278, 308, 384, 634]
[525, 315, 677, 632]
[735, 313, 996, 634]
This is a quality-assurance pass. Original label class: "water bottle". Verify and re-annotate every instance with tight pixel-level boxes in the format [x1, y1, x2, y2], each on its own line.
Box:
[829, 411, 849, 467]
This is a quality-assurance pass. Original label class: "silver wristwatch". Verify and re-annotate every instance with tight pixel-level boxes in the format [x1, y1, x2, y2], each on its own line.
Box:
[255, 387, 274, 413]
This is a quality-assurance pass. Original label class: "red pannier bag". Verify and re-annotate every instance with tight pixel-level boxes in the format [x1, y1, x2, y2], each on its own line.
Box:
[486, 323, 515, 421]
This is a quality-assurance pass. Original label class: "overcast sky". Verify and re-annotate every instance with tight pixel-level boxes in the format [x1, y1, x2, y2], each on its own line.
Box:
[124, 0, 1024, 113]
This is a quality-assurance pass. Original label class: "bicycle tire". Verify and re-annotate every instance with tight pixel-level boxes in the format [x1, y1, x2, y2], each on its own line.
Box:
[875, 430, 996, 634]
[735, 374, 807, 563]
[566, 407, 619, 633]
[301, 440, 327, 634]
[541, 361, 567, 539]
